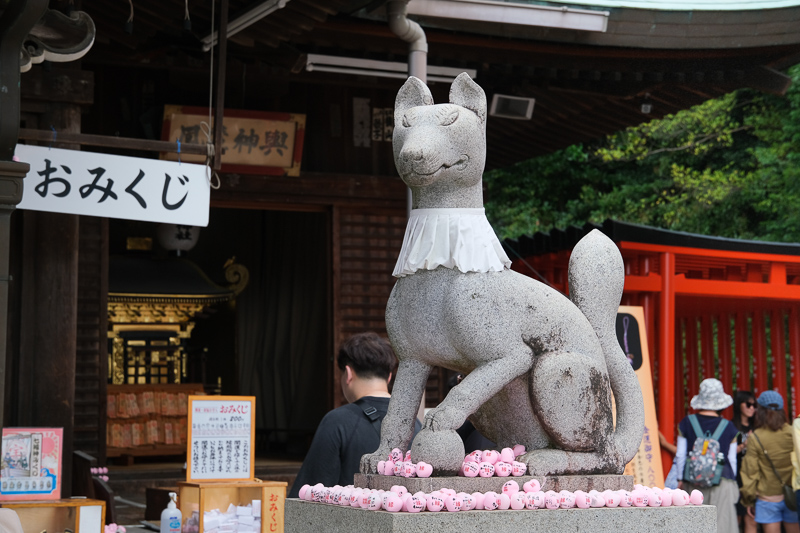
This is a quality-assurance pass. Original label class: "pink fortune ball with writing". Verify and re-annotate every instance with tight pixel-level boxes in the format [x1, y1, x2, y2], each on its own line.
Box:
[390, 448, 403, 463]
[390, 485, 408, 497]
[405, 450, 412, 462]
[574, 490, 591, 509]
[544, 491, 560, 509]
[511, 461, 527, 477]
[384, 494, 403, 512]
[559, 490, 576, 509]
[483, 492, 500, 510]
[460, 493, 476, 511]
[500, 448, 516, 463]
[523, 479, 541, 493]
[619, 491, 632, 507]
[403, 462, 417, 478]
[647, 491, 662, 507]
[510, 492, 527, 510]
[659, 488, 673, 507]
[672, 489, 689, 506]
[340, 488, 353, 505]
[631, 489, 648, 507]
[405, 496, 425, 513]
[482, 449, 500, 465]
[502, 480, 520, 496]
[393, 461, 403, 476]
[601, 490, 621, 508]
[495, 462, 512, 477]
[445, 495, 463, 512]
[378, 461, 386, 475]
[383, 460, 395, 476]
[426, 492, 445, 512]
[349, 489, 362, 507]
[497, 493, 511, 510]
[416, 462, 433, 478]
[478, 462, 496, 478]
[512, 444, 526, 457]
[526, 491, 545, 509]
[472, 492, 485, 510]
[466, 450, 482, 463]
[366, 492, 382, 511]
[462, 461, 479, 478]
[690, 490, 704, 505]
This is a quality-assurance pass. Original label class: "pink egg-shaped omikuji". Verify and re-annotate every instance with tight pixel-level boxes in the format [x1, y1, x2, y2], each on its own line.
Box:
[495, 462, 512, 477]
[416, 462, 433, 478]
[349, 488, 362, 507]
[298, 485, 311, 500]
[672, 489, 689, 506]
[523, 479, 541, 493]
[406, 495, 426, 513]
[466, 450, 482, 463]
[405, 450, 412, 462]
[527, 491, 546, 509]
[588, 490, 606, 508]
[499, 448, 515, 463]
[511, 462, 527, 477]
[690, 490, 704, 505]
[659, 488, 673, 507]
[647, 491, 662, 507]
[544, 491, 560, 509]
[426, 492, 445, 512]
[445, 495, 463, 512]
[510, 492, 527, 510]
[378, 461, 386, 474]
[512, 444, 526, 457]
[390, 448, 403, 463]
[462, 461, 479, 478]
[483, 492, 500, 510]
[366, 492, 382, 511]
[502, 480, 520, 496]
[403, 462, 417, 478]
[574, 490, 591, 509]
[478, 462, 495, 478]
[618, 491, 632, 507]
[384, 493, 403, 512]
[472, 492, 485, 510]
[460, 493, 476, 511]
[601, 490, 621, 508]
[391, 485, 408, 497]
[482, 450, 500, 465]
[497, 493, 511, 510]
[383, 460, 395, 476]
[393, 462, 403, 476]
[340, 488, 352, 506]
[631, 490, 648, 507]
[559, 491, 576, 509]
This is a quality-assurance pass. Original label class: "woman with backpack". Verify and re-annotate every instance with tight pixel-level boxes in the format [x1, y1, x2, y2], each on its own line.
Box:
[740, 390, 798, 533]
[676, 378, 740, 533]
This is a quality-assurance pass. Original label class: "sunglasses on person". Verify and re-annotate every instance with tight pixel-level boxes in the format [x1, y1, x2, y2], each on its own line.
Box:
[744, 401, 756, 407]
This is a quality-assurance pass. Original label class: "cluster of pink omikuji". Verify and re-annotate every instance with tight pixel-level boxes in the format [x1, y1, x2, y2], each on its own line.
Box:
[300, 446, 705, 512]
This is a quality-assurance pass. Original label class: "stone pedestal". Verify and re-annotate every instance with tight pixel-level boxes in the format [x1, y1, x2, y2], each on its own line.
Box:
[353, 473, 632, 494]
[285, 499, 716, 533]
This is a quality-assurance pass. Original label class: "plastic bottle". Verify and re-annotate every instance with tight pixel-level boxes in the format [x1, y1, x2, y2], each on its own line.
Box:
[161, 492, 182, 533]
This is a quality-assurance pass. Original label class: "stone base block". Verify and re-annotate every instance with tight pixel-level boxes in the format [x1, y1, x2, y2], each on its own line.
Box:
[353, 473, 633, 494]
[285, 499, 716, 533]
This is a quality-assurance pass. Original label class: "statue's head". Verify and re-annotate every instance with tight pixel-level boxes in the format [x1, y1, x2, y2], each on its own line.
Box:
[393, 73, 487, 189]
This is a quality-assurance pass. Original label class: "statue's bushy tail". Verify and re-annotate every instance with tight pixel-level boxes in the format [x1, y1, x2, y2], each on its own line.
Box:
[568, 229, 644, 464]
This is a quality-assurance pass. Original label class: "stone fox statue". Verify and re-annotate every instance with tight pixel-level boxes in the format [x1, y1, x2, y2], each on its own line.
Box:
[360, 73, 645, 477]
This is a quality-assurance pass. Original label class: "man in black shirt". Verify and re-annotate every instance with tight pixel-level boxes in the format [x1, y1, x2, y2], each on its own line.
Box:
[289, 332, 418, 497]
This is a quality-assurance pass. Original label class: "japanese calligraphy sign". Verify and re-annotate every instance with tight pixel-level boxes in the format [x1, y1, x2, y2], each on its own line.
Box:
[161, 106, 305, 177]
[15, 144, 210, 226]
[187, 396, 255, 482]
[0, 427, 63, 501]
[618, 306, 665, 487]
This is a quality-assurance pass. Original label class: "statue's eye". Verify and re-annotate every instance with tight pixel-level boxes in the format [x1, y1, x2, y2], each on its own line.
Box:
[441, 108, 459, 126]
[402, 112, 415, 128]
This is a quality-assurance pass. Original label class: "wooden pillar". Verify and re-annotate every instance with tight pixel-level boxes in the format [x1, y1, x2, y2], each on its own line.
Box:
[16, 75, 84, 494]
[718, 313, 734, 419]
[735, 312, 750, 392]
[771, 309, 787, 396]
[686, 317, 699, 397]
[658, 251, 675, 476]
[701, 315, 715, 379]
[675, 318, 685, 419]
[753, 311, 768, 394]
[789, 307, 800, 417]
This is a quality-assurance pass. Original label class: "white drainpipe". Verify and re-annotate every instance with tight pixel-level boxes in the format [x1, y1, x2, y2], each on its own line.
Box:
[387, 0, 427, 83]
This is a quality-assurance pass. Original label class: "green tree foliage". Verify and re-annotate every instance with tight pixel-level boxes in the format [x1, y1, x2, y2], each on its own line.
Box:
[485, 65, 800, 242]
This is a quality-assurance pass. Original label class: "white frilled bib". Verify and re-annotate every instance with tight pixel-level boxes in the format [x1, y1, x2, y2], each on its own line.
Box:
[392, 208, 512, 278]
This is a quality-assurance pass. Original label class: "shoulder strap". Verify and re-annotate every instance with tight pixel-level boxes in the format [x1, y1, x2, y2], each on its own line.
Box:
[688, 415, 704, 440]
[710, 419, 729, 441]
[751, 430, 784, 483]
[356, 399, 382, 436]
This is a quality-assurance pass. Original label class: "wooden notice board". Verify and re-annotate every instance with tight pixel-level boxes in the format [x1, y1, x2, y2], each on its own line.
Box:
[187, 396, 256, 482]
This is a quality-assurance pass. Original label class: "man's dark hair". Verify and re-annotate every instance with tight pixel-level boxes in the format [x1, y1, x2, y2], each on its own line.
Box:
[337, 332, 396, 380]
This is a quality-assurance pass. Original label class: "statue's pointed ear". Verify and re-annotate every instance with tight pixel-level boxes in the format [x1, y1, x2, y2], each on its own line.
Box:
[396, 76, 433, 113]
[450, 72, 486, 123]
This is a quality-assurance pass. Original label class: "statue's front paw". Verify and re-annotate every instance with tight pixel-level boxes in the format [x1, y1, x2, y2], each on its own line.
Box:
[360, 449, 387, 474]
[423, 404, 464, 432]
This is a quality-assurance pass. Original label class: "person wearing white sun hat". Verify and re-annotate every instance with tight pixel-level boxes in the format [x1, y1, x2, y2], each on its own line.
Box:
[676, 378, 740, 533]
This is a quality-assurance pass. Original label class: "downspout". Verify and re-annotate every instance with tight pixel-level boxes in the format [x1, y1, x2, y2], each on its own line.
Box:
[387, 0, 427, 83]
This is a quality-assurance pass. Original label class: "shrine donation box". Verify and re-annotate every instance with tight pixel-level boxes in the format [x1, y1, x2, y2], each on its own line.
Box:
[0, 498, 105, 532]
[178, 481, 286, 533]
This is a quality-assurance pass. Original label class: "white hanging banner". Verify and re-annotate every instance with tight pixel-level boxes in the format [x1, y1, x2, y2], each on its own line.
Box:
[15, 144, 210, 226]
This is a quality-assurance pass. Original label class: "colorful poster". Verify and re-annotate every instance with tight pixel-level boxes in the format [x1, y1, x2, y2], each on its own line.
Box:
[187, 396, 255, 482]
[618, 306, 665, 488]
[0, 427, 63, 501]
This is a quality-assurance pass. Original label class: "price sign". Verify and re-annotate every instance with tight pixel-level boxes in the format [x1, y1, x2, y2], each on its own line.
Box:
[187, 396, 255, 482]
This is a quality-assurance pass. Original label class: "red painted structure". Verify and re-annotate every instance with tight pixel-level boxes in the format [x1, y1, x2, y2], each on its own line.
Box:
[505, 219, 800, 474]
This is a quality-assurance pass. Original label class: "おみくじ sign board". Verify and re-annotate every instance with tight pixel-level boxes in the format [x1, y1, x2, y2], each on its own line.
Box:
[15, 144, 210, 226]
[187, 396, 255, 482]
